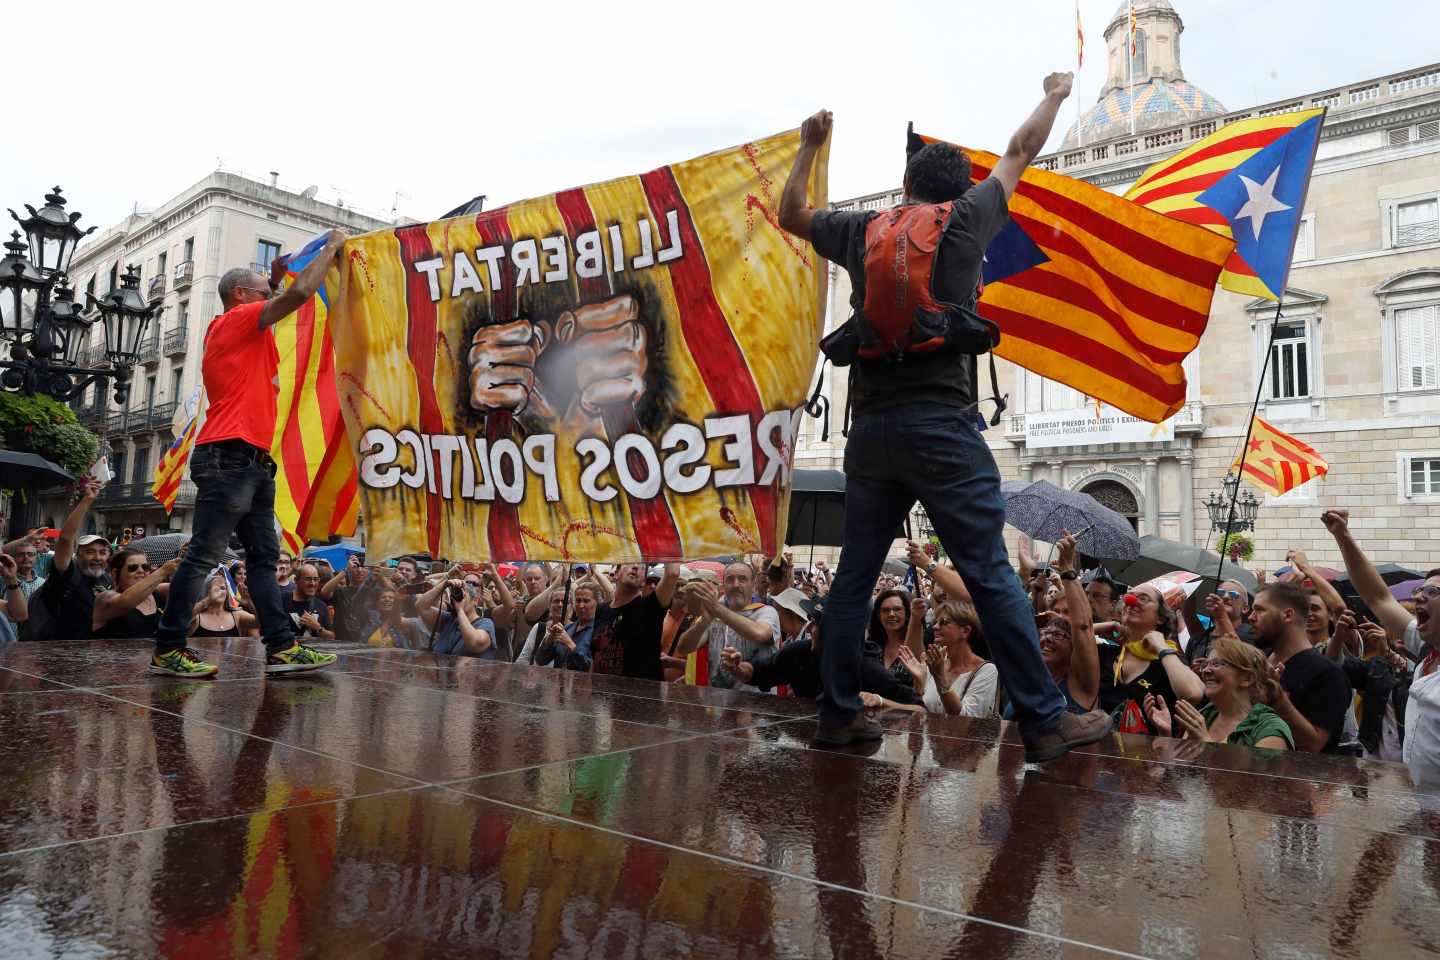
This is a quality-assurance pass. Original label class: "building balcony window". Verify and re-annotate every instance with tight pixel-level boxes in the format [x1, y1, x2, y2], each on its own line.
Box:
[173, 260, 194, 289]
[95, 481, 169, 508]
[136, 332, 160, 365]
[147, 400, 177, 431]
[163, 325, 188, 356]
[148, 274, 166, 300]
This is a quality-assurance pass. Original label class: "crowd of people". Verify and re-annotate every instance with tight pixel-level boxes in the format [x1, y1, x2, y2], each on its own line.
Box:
[3, 480, 1437, 785]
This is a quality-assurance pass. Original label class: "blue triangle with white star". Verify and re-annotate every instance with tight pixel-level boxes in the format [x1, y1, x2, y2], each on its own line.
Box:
[982, 218, 1050, 286]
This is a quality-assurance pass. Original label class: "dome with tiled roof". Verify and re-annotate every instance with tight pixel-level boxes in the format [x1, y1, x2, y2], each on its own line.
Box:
[1061, 0, 1225, 148]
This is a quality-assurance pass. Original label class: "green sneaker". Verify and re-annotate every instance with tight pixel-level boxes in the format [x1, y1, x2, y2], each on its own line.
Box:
[149, 648, 220, 678]
[265, 643, 338, 675]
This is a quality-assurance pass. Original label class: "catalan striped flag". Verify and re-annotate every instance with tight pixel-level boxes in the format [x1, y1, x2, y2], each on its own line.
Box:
[270, 234, 360, 554]
[916, 133, 1235, 423]
[151, 385, 204, 512]
[1129, 1, 1138, 56]
[1231, 416, 1329, 496]
[1076, 1, 1084, 68]
[1124, 109, 1325, 300]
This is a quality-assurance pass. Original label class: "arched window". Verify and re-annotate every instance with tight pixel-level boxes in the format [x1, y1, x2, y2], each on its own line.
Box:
[1130, 28, 1148, 80]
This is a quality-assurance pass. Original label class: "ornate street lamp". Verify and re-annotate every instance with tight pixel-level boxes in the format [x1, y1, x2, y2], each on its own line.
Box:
[1204, 473, 1260, 535]
[0, 188, 158, 405]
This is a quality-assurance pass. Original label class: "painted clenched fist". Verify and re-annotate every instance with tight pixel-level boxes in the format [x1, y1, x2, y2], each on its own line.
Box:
[467, 294, 648, 434]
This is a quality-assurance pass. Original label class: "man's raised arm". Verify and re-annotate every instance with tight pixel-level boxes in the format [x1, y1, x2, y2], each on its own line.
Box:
[990, 72, 1073, 199]
[777, 110, 832, 240]
[259, 229, 346, 331]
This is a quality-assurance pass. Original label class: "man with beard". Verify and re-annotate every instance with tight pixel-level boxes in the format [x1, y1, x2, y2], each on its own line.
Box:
[588, 563, 678, 679]
[675, 560, 780, 691]
[37, 477, 110, 641]
[1248, 580, 1349, 754]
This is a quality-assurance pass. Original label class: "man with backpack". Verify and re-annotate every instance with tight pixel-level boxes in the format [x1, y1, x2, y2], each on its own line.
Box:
[776, 72, 1112, 760]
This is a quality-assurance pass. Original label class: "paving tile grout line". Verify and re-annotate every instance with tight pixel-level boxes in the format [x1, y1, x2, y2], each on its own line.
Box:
[330, 668, 819, 739]
[450, 788, 1159, 960]
[0, 784, 433, 861]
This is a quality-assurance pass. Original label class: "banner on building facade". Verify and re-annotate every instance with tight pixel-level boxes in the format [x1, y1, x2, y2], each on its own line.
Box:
[321, 131, 828, 563]
[1024, 404, 1175, 449]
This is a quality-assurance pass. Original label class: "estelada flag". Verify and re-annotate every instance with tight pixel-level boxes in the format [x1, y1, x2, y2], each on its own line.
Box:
[151, 384, 204, 513]
[914, 132, 1234, 423]
[1124, 109, 1324, 301]
[322, 130, 827, 563]
[1231, 416, 1329, 496]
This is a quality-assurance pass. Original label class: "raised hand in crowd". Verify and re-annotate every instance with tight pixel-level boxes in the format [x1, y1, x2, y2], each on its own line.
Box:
[1203, 592, 1237, 639]
[1328, 608, 1361, 660]
[1172, 699, 1211, 741]
[1143, 692, 1172, 737]
[924, 643, 954, 692]
[546, 619, 575, 653]
[896, 643, 928, 695]
[720, 646, 754, 684]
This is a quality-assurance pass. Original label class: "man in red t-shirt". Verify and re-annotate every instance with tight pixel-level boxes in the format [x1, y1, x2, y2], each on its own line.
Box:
[148, 230, 347, 678]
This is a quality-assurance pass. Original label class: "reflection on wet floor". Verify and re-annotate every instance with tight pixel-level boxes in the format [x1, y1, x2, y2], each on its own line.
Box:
[0, 639, 1436, 958]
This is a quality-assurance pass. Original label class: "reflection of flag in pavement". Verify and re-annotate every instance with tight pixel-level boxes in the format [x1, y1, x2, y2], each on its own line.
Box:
[151, 385, 204, 513]
[271, 234, 359, 554]
[915, 133, 1234, 423]
[1231, 416, 1329, 496]
[1125, 110, 1324, 300]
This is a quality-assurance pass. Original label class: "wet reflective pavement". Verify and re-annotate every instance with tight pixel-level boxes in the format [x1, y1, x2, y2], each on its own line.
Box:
[1, 640, 1437, 958]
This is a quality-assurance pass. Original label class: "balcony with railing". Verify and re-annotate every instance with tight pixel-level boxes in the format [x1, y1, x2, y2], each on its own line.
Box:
[136, 330, 160, 364]
[163, 325, 188, 356]
[95, 479, 198, 510]
[147, 401, 177, 431]
[147, 275, 166, 300]
[173, 260, 194, 289]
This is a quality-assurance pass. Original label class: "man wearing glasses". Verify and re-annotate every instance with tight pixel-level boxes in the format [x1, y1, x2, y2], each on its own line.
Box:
[284, 562, 334, 642]
[146, 230, 347, 677]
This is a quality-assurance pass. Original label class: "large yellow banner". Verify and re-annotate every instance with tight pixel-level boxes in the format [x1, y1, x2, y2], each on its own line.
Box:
[325, 130, 827, 562]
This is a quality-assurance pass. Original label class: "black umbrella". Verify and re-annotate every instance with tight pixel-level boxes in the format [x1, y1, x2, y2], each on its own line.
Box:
[1333, 562, 1424, 596]
[128, 532, 238, 565]
[1100, 536, 1258, 595]
[1001, 479, 1140, 561]
[0, 451, 71, 490]
[784, 469, 906, 548]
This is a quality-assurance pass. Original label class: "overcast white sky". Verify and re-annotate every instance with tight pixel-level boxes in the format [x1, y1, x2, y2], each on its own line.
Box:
[6, 0, 1435, 230]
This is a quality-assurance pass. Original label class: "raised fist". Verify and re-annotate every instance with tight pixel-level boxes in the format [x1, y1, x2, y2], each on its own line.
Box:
[557, 295, 647, 433]
[800, 110, 833, 148]
[468, 318, 549, 414]
[1044, 72, 1074, 100]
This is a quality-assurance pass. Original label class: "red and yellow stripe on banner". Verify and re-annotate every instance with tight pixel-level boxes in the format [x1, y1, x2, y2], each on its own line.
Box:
[1124, 109, 1324, 300]
[271, 293, 358, 553]
[923, 138, 1234, 423]
[324, 130, 827, 562]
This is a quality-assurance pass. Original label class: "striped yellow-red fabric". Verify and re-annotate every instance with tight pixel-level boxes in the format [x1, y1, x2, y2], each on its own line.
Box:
[1124, 109, 1324, 299]
[1231, 416, 1329, 496]
[271, 290, 358, 553]
[920, 135, 1234, 422]
[322, 130, 827, 563]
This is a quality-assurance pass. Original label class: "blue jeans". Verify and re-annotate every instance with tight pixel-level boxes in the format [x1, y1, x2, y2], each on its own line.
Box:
[819, 402, 1065, 735]
[154, 443, 296, 655]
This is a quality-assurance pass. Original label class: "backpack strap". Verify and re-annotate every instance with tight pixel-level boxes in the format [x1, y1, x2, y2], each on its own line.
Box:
[985, 352, 1009, 428]
[804, 359, 831, 443]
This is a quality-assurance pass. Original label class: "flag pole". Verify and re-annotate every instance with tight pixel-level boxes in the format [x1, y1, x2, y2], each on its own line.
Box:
[1076, 0, 1084, 149]
[1211, 299, 1285, 584]
[1128, 0, 1136, 138]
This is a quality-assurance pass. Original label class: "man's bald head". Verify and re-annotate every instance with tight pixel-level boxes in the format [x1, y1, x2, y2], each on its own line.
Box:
[218, 268, 268, 310]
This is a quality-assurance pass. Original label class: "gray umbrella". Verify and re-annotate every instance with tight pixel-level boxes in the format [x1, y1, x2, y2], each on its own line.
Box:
[0, 451, 72, 490]
[127, 532, 238, 565]
[1001, 479, 1140, 561]
[1099, 536, 1258, 595]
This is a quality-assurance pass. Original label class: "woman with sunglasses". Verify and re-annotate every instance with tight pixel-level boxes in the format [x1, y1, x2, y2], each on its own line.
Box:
[1100, 582, 1204, 734]
[94, 550, 181, 640]
[921, 601, 997, 717]
[1144, 637, 1293, 750]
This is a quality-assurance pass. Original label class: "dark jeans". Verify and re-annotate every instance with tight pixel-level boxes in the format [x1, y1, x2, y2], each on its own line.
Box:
[819, 402, 1065, 735]
[154, 442, 296, 655]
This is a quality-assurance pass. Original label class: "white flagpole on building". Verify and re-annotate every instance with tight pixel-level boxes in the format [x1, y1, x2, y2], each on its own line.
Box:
[1128, 0, 1136, 137]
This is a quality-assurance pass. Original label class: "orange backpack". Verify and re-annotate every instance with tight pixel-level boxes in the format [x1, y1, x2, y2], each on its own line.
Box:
[859, 202, 956, 359]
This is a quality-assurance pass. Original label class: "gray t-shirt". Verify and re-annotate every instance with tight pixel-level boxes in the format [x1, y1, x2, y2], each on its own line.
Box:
[808, 178, 1010, 414]
[707, 604, 781, 691]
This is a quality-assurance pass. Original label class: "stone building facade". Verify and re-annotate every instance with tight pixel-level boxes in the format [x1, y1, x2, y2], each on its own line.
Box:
[797, 1, 1440, 569]
[43, 173, 389, 538]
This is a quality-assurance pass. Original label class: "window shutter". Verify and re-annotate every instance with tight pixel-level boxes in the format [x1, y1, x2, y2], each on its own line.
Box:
[1389, 126, 1413, 146]
[1396, 199, 1440, 245]
[1398, 307, 1424, 389]
[1420, 120, 1440, 141]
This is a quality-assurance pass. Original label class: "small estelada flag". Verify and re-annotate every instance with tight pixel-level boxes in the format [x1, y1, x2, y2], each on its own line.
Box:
[1232, 416, 1329, 496]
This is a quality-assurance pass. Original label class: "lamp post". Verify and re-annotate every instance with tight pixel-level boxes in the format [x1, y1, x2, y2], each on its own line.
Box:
[0, 188, 160, 405]
[1203, 473, 1260, 536]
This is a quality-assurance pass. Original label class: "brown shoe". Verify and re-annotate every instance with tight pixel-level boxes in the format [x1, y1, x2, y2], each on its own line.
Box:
[813, 712, 885, 748]
[1021, 709, 1112, 763]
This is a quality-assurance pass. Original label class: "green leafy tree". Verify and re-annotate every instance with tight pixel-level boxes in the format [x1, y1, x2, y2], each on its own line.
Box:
[0, 392, 100, 481]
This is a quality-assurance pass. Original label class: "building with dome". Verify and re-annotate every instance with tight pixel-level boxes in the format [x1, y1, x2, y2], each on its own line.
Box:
[1062, 0, 1225, 149]
[797, 3, 1440, 570]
